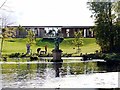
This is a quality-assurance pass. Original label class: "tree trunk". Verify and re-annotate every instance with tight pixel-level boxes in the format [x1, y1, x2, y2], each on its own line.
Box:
[0, 38, 4, 57]
[109, 2, 114, 52]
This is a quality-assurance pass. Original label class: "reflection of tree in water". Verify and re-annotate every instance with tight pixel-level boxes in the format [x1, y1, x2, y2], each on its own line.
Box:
[36, 63, 47, 79]
[14, 61, 103, 82]
[61, 63, 88, 75]
[36, 62, 63, 78]
[15, 63, 47, 81]
[15, 64, 30, 81]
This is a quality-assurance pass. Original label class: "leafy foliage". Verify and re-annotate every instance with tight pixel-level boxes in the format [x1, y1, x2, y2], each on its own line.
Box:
[72, 31, 83, 53]
[26, 30, 35, 46]
[17, 25, 27, 37]
[9, 53, 20, 58]
[2, 27, 16, 38]
[113, 1, 120, 23]
[87, 2, 120, 53]
[0, 27, 16, 57]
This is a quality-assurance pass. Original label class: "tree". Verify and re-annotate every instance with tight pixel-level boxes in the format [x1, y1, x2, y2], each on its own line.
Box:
[87, 1, 120, 53]
[113, 1, 120, 23]
[17, 25, 27, 38]
[0, 27, 16, 56]
[2, 27, 16, 38]
[0, 14, 15, 28]
[27, 30, 35, 45]
[0, 14, 16, 57]
[112, 1, 120, 52]
[0, 0, 13, 12]
[0, 0, 7, 9]
[72, 31, 83, 53]
[0, 0, 16, 57]
[26, 30, 35, 54]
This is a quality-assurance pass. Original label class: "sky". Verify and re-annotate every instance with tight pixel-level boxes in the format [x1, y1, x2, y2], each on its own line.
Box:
[0, 0, 95, 26]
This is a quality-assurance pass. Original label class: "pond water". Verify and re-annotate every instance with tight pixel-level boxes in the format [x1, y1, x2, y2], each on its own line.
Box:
[1, 59, 118, 88]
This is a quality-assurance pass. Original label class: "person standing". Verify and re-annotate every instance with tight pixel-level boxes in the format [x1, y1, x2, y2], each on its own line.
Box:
[45, 45, 47, 54]
[26, 43, 30, 54]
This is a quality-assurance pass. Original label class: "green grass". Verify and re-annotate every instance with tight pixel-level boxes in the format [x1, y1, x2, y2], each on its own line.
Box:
[60, 38, 100, 54]
[2, 38, 100, 55]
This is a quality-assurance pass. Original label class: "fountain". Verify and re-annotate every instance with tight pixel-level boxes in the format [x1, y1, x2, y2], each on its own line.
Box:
[51, 30, 63, 62]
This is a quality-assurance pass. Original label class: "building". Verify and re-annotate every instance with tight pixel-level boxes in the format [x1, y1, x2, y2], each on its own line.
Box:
[14, 26, 94, 38]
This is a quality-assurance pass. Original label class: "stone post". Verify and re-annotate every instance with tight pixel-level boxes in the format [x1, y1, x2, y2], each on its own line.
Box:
[52, 49, 63, 62]
[84, 29, 87, 37]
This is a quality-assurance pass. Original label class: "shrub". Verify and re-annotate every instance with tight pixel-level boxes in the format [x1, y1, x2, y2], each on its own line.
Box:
[9, 53, 20, 58]
[104, 53, 120, 61]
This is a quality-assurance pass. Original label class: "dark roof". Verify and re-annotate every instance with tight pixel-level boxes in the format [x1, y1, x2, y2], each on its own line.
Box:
[10, 26, 62, 28]
[10, 26, 94, 29]
[62, 26, 93, 29]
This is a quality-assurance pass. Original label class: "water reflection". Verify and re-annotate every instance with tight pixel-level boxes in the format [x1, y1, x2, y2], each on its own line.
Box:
[53, 62, 62, 77]
[2, 59, 112, 88]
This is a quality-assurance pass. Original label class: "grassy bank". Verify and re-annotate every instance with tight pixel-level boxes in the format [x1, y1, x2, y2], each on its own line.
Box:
[2, 38, 100, 55]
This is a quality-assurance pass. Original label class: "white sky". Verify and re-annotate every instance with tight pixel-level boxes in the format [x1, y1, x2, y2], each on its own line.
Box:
[0, 0, 95, 26]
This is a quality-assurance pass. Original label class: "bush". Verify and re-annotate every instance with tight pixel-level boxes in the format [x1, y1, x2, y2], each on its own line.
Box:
[20, 53, 26, 58]
[30, 56, 38, 61]
[9, 53, 20, 58]
[104, 53, 120, 61]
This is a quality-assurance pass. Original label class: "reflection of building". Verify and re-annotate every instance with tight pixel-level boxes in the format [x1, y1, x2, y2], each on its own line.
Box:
[14, 26, 94, 38]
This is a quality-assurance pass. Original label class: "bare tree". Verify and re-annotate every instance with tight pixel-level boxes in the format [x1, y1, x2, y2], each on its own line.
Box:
[0, 0, 15, 57]
[0, 0, 7, 9]
[0, 0, 7, 57]
[0, 14, 16, 57]
[0, 13, 15, 28]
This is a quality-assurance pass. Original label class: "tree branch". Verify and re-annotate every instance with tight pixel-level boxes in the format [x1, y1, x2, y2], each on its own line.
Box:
[0, 0, 7, 9]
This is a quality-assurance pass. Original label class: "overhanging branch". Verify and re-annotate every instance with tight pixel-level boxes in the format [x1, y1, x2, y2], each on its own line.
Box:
[0, 0, 7, 9]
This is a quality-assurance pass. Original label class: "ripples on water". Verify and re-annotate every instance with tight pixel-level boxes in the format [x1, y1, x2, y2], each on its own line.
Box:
[1, 59, 117, 88]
